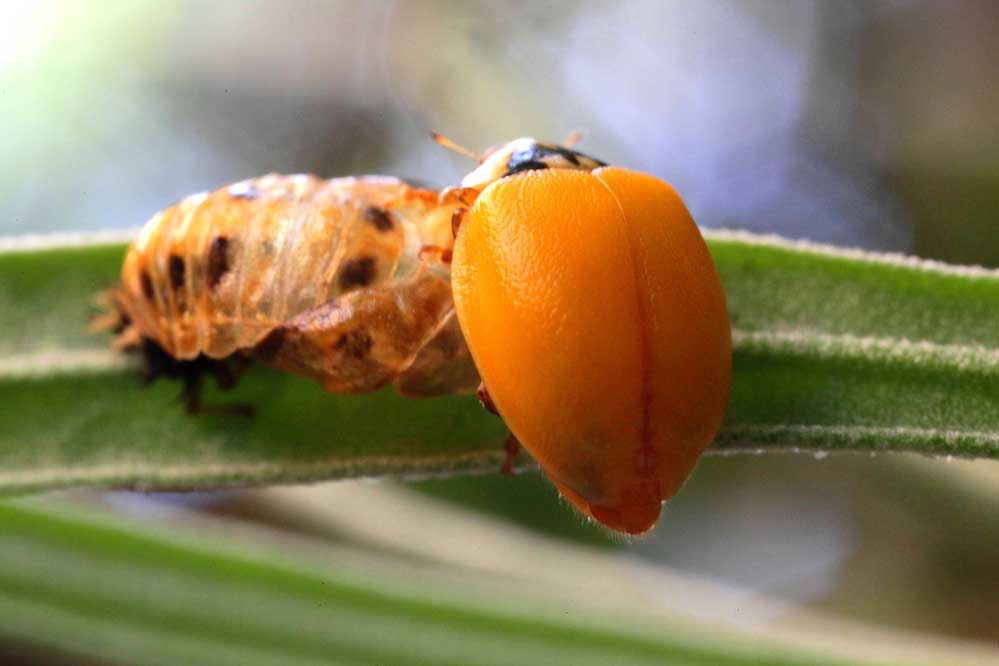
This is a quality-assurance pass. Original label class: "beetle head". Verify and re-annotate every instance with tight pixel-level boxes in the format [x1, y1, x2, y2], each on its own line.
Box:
[456, 137, 608, 191]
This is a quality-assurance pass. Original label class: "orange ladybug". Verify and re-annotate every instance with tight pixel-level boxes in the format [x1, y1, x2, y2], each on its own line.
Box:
[442, 136, 732, 535]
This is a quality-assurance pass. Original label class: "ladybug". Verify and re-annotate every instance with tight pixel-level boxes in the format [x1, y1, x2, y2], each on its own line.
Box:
[99, 135, 731, 535]
[440, 135, 732, 535]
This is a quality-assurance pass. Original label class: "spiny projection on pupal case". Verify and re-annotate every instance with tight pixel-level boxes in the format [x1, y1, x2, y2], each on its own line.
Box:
[96, 173, 481, 412]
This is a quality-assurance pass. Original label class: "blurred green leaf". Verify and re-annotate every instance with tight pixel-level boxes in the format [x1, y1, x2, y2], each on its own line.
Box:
[412, 472, 618, 548]
[1, 230, 997, 497]
[0, 499, 876, 666]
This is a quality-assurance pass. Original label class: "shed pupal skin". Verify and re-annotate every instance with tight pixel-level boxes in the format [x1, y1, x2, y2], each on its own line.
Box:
[448, 138, 732, 535]
[108, 174, 480, 400]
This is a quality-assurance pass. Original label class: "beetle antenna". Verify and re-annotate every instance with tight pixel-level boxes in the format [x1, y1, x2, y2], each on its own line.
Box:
[563, 130, 584, 147]
[431, 132, 483, 162]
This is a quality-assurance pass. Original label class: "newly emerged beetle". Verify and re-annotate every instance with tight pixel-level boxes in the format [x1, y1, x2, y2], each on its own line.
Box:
[444, 137, 732, 535]
[99, 135, 731, 535]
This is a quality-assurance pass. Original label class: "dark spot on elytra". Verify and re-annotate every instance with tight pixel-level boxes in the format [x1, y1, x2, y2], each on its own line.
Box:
[228, 182, 260, 200]
[338, 256, 377, 290]
[364, 206, 395, 232]
[252, 327, 287, 362]
[140, 271, 155, 302]
[168, 255, 185, 290]
[207, 236, 230, 289]
[334, 329, 373, 359]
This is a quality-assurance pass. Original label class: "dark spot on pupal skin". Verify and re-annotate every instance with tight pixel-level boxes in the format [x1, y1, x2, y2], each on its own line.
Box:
[364, 206, 395, 232]
[207, 236, 230, 289]
[140, 271, 155, 302]
[252, 327, 287, 362]
[338, 256, 377, 290]
[334, 329, 373, 359]
[228, 182, 260, 200]
[168, 255, 185, 290]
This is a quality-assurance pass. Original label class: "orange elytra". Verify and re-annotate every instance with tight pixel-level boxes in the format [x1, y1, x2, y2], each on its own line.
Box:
[448, 138, 731, 535]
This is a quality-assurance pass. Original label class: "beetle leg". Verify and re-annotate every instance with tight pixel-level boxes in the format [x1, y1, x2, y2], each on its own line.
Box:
[501, 433, 521, 476]
[451, 207, 469, 239]
[476, 381, 500, 415]
[435, 186, 477, 239]
[477, 383, 521, 474]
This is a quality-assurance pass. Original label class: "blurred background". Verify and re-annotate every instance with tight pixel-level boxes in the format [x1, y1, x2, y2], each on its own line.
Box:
[2, 0, 998, 662]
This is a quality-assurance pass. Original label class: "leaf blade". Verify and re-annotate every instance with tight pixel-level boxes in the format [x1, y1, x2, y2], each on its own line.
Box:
[2, 230, 999, 496]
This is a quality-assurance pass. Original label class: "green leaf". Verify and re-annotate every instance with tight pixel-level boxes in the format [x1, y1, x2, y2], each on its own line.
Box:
[710, 231, 999, 458]
[1, 229, 998, 496]
[0, 498, 880, 666]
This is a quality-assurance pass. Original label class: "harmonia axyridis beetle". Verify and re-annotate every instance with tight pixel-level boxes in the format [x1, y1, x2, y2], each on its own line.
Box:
[99, 135, 731, 536]
[441, 135, 732, 535]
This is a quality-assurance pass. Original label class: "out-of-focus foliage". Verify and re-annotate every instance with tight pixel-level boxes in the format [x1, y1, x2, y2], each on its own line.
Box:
[3, 499, 870, 666]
